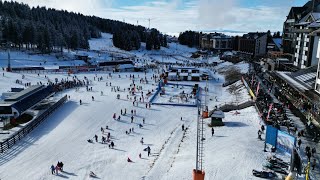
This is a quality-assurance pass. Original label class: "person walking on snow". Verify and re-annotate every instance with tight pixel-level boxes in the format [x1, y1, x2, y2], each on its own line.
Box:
[258, 130, 262, 140]
[55, 165, 60, 175]
[50, 165, 55, 174]
[297, 139, 302, 149]
[312, 159, 316, 170]
[94, 134, 98, 142]
[211, 128, 214, 136]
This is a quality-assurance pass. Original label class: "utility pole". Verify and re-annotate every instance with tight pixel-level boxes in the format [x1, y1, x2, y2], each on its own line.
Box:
[7, 43, 11, 72]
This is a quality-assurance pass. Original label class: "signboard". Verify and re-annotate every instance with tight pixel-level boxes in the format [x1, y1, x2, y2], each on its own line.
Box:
[265, 125, 277, 147]
[277, 130, 296, 155]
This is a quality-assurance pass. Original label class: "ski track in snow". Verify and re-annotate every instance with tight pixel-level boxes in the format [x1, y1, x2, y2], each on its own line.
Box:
[144, 117, 194, 180]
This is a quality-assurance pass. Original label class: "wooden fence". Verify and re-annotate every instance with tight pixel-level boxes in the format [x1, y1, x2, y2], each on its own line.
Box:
[0, 95, 67, 153]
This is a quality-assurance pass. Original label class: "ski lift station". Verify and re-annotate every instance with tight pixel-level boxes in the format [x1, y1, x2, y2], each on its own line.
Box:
[165, 67, 207, 81]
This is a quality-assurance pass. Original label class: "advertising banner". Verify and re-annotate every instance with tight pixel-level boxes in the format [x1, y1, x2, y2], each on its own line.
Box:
[277, 130, 296, 155]
[265, 125, 278, 147]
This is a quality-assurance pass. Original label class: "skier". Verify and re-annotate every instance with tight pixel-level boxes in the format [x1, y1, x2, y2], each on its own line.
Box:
[94, 134, 98, 142]
[87, 139, 93, 143]
[139, 153, 142, 159]
[121, 109, 123, 115]
[211, 127, 214, 136]
[111, 141, 115, 149]
[182, 124, 185, 131]
[127, 157, 132, 162]
[139, 123, 143, 128]
[140, 137, 144, 144]
[147, 146, 151, 157]
[143, 118, 145, 124]
[92, 96, 94, 101]
[113, 113, 116, 120]
[89, 171, 97, 177]
[50, 164, 55, 174]
[117, 116, 121, 121]
[79, 99, 82, 105]
[131, 116, 134, 123]
[101, 127, 104, 134]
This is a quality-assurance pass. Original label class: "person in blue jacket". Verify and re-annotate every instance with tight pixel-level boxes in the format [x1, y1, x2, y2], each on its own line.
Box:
[50, 164, 55, 174]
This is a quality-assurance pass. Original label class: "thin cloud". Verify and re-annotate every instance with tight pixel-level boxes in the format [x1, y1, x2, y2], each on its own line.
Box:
[12, 0, 295, 34]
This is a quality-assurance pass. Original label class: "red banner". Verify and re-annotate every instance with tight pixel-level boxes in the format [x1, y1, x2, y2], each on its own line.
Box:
[266, 103, 273, 121]
[256, 82, 260, 95]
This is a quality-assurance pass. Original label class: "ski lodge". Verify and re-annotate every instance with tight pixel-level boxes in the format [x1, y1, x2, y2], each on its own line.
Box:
[0, 85, 54, 118]
[165, 67, 202, 81]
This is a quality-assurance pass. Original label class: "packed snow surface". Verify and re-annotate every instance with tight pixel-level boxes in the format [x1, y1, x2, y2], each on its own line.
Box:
[0, 33, 265, 180]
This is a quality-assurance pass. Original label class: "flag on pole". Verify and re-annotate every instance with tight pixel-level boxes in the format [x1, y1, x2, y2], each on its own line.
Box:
[256, 82, 260, 95]
[266, 103, 273, 121]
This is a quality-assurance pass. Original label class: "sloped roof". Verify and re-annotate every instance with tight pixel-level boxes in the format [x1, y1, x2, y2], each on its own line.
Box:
[272, 38, 282, 49]
[275, 66, 318, 92]
[211, 110, 225, 118]
[243, 32, 267, 39]
[298, 12, 320, 25]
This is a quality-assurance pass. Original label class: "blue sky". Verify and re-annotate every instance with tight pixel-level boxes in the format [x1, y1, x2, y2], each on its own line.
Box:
[15, 0, 311, 35]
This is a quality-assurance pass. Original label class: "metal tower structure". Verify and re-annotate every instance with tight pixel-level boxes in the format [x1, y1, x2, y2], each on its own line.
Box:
[195, 86, 206, 172]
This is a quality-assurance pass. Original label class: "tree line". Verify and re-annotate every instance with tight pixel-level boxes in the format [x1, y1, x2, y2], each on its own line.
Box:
[178, 31, 200, 48]
[0, 1, 167, 53]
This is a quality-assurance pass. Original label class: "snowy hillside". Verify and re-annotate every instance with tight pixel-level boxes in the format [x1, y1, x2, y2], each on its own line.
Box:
[0, 33, 272, 180]
[0, 66, 268, 180]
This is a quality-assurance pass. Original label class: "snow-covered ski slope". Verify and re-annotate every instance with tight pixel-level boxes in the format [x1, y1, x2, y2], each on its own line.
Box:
[0, 35, 267, 180]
